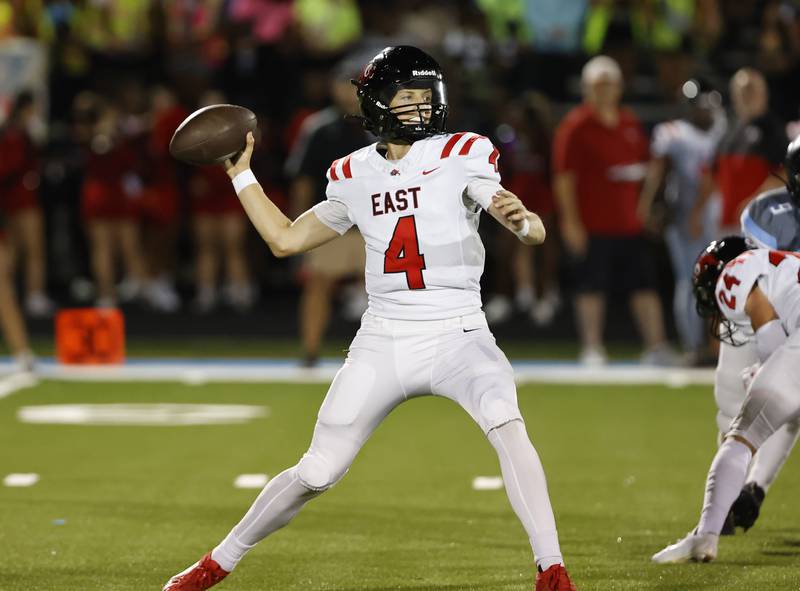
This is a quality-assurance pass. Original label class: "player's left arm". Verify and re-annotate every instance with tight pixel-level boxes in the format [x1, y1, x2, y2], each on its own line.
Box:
[487, 190, 546, 245]
[461, 137, 545, 245]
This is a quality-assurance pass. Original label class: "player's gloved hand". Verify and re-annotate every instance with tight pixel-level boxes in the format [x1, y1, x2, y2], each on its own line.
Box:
[224, 132, 255, 179]
[741, 363, 760, 392]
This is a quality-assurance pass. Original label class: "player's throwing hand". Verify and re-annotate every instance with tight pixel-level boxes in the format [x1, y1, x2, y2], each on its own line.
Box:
[224, 132, 255, 179]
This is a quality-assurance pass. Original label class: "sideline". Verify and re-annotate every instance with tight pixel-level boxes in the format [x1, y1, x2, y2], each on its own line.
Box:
[0, 358, 714, 387]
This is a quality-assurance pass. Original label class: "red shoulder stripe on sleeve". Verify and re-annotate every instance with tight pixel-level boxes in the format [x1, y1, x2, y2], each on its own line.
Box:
[458, 134, 486, 156]
[440, 132, 466, 159]
[341, 155, 352, 179]
[488, 147, 500, 173]
[328, 159, 340, 181]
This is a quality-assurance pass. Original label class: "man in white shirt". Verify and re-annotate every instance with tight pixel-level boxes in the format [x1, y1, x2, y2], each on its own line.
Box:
[163, 46, 577, 591]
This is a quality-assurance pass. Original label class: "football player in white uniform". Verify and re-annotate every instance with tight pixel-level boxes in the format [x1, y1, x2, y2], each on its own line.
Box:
[711, 139, 800, 534]
[652, 236, 800, 563]
[639, 79, 725, 363]
[163, 46, 578, 591]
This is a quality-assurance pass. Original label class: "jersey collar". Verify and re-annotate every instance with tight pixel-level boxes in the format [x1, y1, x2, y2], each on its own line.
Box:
[367, 138, 428, 175]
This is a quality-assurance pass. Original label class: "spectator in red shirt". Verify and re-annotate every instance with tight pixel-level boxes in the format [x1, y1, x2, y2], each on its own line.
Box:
[189, 90, 254, 314]
[139, 86, 188, 313]
[76, 92, 149, 307]
[689, 68, 786, 237]
[553, 56, 676, 366]
[0, 92, 54, 318]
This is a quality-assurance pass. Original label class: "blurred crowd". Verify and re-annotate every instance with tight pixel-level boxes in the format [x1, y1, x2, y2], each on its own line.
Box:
[1, 0, 800, 364]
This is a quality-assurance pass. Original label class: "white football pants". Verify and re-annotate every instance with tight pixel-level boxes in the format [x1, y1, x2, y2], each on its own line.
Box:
[212, 311, 562, 572]
[729, 331, 800, 451]
[717, 336, 800, 490]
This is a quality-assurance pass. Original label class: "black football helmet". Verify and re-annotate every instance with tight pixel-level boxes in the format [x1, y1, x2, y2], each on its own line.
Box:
[692, 236, 750, 344]
[785, 136, 800, 205]
[353, 46, 447, 143]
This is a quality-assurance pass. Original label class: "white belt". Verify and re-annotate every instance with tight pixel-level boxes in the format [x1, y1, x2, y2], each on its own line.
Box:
[362, 311, 487, 333]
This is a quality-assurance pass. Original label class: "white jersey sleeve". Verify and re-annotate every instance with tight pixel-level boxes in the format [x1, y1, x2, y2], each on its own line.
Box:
[312, 195, 352, 235]
[457, 136, 502, 211]
[311, 156, 358, 234]
[715, 250, 766, 327]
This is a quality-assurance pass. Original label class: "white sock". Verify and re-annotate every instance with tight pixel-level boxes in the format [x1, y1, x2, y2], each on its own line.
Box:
[746, 419, 800, 491]
[211, 466, 320, 572]
[211, 531, 253, 573]
[697, 439, 752, 535]
[488, 420, 563, 570]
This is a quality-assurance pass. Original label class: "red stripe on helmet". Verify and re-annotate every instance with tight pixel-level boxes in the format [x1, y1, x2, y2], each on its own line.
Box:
[440, 132, 466, 159]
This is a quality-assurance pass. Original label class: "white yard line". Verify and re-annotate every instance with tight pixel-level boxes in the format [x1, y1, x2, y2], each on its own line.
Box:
[472, 476, 504, 491]
[234, 474, 270, 489]
[3, 473, 39, 487]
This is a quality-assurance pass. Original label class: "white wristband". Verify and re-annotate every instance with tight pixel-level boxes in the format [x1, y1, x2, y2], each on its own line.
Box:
[232, 169, 258, 195]
[515, 217, 530, 239]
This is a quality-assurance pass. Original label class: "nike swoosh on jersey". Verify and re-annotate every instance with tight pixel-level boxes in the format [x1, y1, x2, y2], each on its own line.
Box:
[463, 327, 481, 333]
[422, 167, 440, 175]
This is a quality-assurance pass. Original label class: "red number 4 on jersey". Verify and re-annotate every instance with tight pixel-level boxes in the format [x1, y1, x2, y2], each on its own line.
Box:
[384, 215, 426, 289]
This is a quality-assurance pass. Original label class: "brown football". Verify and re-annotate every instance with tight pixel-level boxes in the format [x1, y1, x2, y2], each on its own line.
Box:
[169, 104, 257, 165]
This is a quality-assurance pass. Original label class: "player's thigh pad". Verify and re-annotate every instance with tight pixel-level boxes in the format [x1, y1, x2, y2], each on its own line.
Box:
[299, 329, 406, 491]
[729, 339, 800, 449]
[316, 328, 403, 428]
[715, 338, 758, 420]
[432, 327, 522, 433]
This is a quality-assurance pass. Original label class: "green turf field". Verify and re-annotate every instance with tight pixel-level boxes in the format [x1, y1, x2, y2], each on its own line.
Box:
[2, 381, 799, 590]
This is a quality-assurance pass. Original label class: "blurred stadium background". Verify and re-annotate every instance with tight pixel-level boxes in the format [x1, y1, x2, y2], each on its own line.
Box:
[2, 2, 800, 590]
[1, 0, 798, 360]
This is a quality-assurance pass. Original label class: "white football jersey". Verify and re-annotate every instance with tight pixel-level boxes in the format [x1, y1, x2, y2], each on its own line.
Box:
[312, 132, 502, 320]
[650, 116, 725, 221]
[715, 248, 800, 335]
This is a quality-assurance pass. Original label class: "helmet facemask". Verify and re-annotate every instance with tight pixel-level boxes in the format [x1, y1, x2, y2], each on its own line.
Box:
[358, 79, 447, 143]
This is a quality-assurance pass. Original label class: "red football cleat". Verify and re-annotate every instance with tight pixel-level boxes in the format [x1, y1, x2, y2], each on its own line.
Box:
[162, 552, 229, 590]
[534, 564, 578, 591]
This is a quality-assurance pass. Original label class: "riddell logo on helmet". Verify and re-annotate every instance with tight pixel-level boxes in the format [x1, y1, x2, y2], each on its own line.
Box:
[412, 70, 437, 76]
